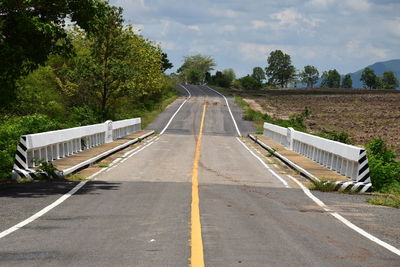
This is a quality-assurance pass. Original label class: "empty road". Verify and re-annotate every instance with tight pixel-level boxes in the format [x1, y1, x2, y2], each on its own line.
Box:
[0, 85, 399, 266]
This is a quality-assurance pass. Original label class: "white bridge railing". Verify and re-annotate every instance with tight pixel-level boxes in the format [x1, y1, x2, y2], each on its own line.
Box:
[13, 118, 141, 172]
[263, 122, 370, 183]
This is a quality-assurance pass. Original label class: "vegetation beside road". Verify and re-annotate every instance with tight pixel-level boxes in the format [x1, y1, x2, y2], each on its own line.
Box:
[231, 90, 400, 208]
[0, 2, 177, 180]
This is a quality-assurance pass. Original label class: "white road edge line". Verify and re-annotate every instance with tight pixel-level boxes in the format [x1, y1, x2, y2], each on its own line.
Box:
[159, 84, 191, 135]
[204, 85, 241, 137]
[0, 181, 87, 239]
[237, 137, 290, 188]
[0, 85, 192, 240]
[287, 175, 400, 257]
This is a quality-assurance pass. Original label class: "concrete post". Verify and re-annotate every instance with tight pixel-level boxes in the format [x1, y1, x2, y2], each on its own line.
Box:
[105, 120, 113, 143]
[287, 127, 294, 150]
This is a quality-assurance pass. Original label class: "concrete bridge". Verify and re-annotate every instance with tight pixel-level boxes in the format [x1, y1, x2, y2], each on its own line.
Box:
[1, 85, 399, 266]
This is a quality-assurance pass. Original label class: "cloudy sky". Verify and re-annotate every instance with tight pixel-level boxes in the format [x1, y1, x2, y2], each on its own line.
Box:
[110, 0, 400, 77]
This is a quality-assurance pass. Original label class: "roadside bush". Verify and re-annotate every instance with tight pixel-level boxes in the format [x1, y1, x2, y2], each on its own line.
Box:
[0, 114, 63, 180]
[366, 139, 400, 191]
[237, 75, 262, 90]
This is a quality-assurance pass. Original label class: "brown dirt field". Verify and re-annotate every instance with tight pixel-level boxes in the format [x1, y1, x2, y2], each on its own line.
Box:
[240, 88, 400, 153]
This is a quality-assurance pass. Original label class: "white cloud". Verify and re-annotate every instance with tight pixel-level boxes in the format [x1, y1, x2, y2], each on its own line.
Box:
[220, 25, 236, 32]
[270, 8, 320, 30]
[160, 20, 170, 37]
[251, 20, 268, 29]
[159, 40, 180, 51]
[239, 43, 295, 61]
[343, 0, 371, 11]
[208, 8, 240, 18]
[346, 40, 387, 59]
[306, 0, 334, 9]
[187, 25, 200, 31]
[385, 18, 400, 36]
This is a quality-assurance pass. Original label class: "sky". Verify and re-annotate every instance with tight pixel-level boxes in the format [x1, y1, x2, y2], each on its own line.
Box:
[110, 0, 400, 77]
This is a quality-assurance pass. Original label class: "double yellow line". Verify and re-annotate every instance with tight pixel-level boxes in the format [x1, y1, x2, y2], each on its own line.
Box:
[190, 102, 207, 267]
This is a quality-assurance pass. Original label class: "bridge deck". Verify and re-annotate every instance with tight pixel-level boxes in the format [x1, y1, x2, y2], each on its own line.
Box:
[51, 130, 153, 172]
[254, 134, 350, 182]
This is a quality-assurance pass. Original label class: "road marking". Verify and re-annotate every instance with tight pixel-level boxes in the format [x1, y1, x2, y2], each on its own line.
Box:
[0, 181, 87, 239]
[0, 86, 193, 240]
[287, 175, 400, 257]
[190, 102, 206, 267]
[236, 138, 290, 188]
[204, 85, 241, 137]
[160, 84, 191, 135]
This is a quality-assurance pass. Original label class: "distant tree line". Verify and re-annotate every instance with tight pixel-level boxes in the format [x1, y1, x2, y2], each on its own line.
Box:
[178, 49, 399, 90]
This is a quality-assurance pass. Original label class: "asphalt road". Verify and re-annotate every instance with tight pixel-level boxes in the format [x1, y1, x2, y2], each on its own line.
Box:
[0, 85, 399, 266]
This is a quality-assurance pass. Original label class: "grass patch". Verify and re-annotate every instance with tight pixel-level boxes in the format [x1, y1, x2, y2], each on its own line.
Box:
[367, 192, 400, 208]
[309, 181, 337, 192]
[97, 163, 109, 168]
[234, 95, 310, 134]
[65, 174, 88, 181]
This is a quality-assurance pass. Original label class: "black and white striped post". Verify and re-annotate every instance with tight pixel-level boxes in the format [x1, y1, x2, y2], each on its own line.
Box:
[12, 136, 38, 179]
[357, 149, 370, 183]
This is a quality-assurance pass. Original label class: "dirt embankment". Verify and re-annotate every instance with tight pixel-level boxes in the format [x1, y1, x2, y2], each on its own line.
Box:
[240, 88, 400, 153]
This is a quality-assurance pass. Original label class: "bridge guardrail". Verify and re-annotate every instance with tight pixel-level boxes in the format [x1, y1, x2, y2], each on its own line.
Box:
[263, 122, 370, 182]
[13, 118, 141, 178]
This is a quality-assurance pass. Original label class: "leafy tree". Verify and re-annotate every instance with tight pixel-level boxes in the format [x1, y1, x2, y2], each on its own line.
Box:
[188, 70, 202, 84]
[238, 75, 262, 90]
[178, 54, 216, 84]
[341, 74, 352, 88]
[320, 69, 340, 88]
[54, 7, 164, 119]
[222, 69, 236, 84]
[265, 50, 295, 88]
[161, 53, 173, 72]
[381, 71, 399, 90]
[211, 71, 231, 88]
[0, 0, 109, 109]
[252, 67, 266, 83]
[300, 65, 319, 88]
[360, 67, 378, 89]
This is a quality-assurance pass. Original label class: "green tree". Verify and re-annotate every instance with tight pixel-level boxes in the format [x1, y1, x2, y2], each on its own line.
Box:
[381, 71, 399, 90]
[0, 0, 109, 110]
[252, 67, 266, 84]
[188, 70, 202, 84]
[161, 53, 173, 73]
[320, 69, 340, 88]
[222, 69, 236, 84]
[265, 50, 295, 88]
[211, 71, 231, 88]
[360, 67, 378, 89]
[178, 54, 216, 84]
[238, 75, 262, 90]
[300, 65, 319, 88]
[54, 8, 164, 119]
[341, 74, 353, 88]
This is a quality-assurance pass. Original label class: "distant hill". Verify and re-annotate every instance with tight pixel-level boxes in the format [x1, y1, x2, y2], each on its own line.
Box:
[348, 59, 400, 89]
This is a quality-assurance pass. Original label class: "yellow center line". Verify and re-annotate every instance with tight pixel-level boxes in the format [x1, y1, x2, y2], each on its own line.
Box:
[190, 102, 207, 267]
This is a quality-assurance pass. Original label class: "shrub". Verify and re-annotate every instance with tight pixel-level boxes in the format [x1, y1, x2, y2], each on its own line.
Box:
[0, 114, 63, 180]
[366, 139, 400, 191]
[237, 75, 262, 90]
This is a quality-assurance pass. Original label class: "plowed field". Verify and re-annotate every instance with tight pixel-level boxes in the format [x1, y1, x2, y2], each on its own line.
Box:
[237, 88, 400, 153]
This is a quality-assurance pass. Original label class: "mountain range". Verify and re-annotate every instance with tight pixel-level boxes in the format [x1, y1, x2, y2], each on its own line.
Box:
[347, 59, 400, 89]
